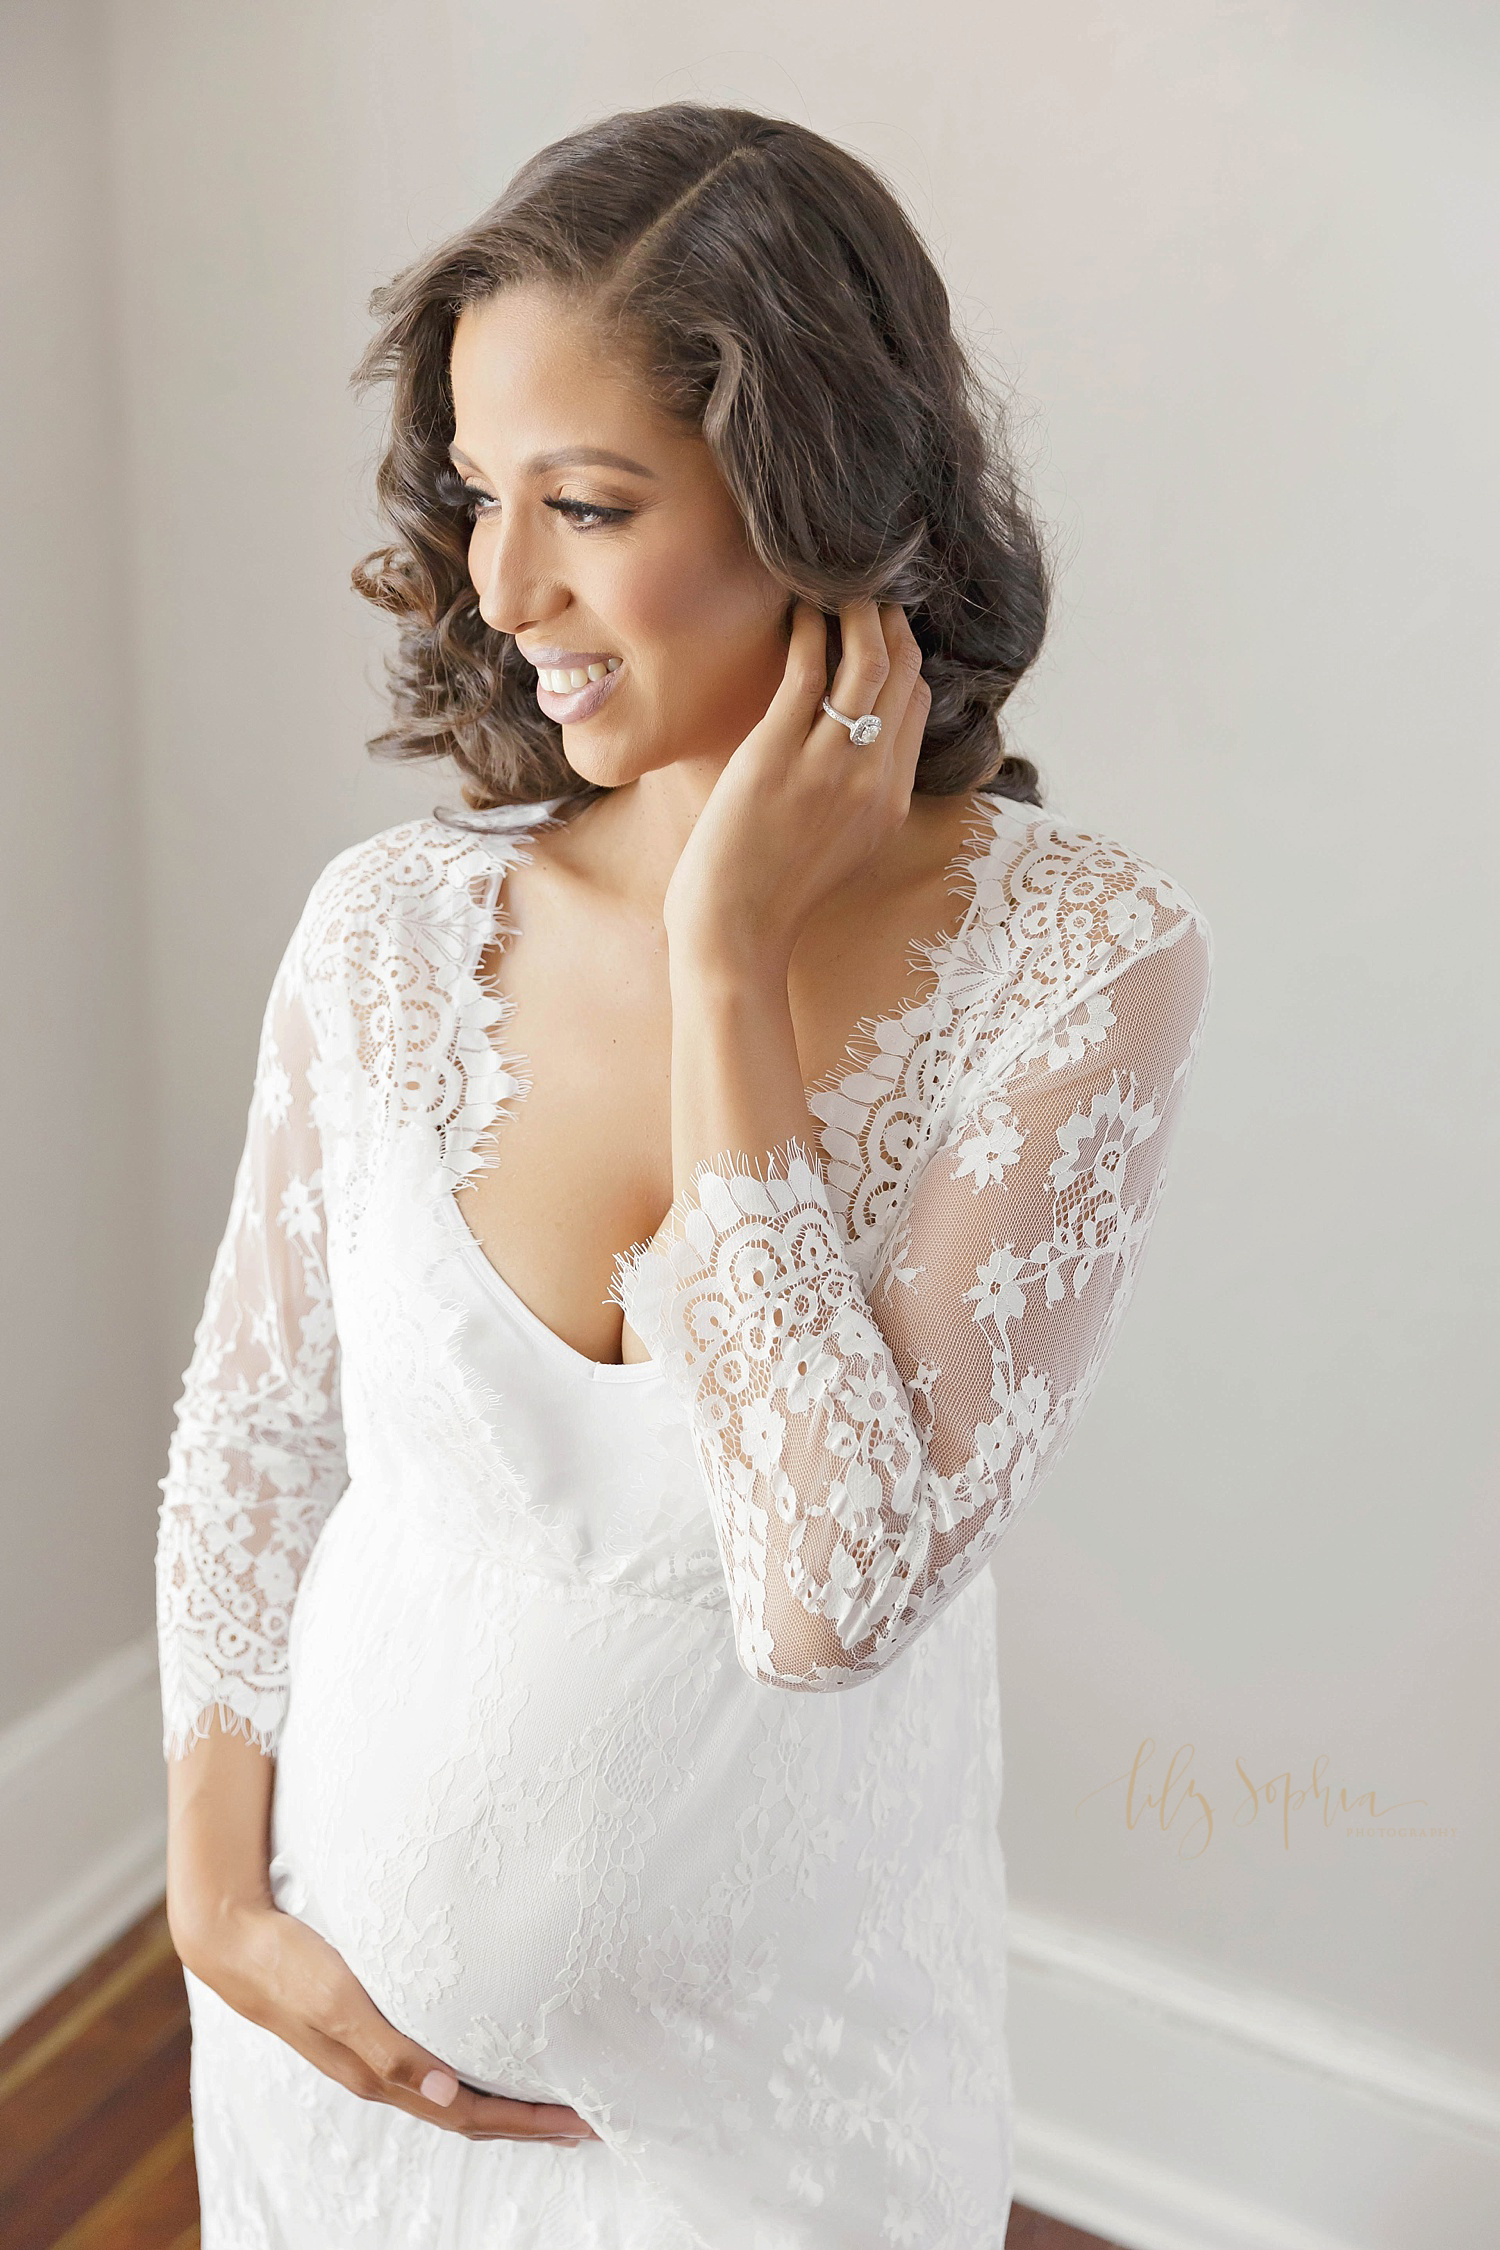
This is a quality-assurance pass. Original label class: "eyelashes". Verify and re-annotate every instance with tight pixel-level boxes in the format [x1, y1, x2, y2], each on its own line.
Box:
[542, 496, 634, 530]
[440, 469, 632, 532]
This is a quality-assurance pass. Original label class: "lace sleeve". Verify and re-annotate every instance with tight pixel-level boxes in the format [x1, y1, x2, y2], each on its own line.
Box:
[611, 920, 1211, 1690]
[155, 922, 346, 1760]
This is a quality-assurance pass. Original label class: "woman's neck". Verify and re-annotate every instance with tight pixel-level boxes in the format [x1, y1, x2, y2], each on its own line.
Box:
[552, 762, 977, 931]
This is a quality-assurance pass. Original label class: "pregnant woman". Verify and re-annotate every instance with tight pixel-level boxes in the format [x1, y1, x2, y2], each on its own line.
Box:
[157, 102, 1212, 2249]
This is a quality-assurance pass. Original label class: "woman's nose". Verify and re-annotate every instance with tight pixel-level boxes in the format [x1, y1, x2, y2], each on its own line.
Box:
[472, 520, 562, 637]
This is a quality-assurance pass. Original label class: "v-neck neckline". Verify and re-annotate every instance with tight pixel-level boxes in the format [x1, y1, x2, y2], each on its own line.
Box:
[465, 786, 1006, 1107]
[800, 791, 1003, 1104]
[445, 788, 1011, 1374]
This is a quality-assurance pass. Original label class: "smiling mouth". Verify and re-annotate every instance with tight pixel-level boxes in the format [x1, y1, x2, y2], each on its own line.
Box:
[533, 657, 621, 693]
[531, 658, 624, 724]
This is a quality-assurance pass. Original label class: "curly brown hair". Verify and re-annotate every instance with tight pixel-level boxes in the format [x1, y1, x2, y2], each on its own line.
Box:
[351, 103, 1050, 812]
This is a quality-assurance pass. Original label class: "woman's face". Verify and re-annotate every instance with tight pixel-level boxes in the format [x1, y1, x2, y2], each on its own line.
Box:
[449, 284, 792, 786]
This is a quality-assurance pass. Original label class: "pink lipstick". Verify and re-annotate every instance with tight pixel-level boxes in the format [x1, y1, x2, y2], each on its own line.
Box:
[523, 649, 624, 725]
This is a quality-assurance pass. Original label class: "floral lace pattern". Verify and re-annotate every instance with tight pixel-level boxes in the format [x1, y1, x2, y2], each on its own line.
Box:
[155, 817, 546, 1756]
[610, 808, 1211, 1690]
[155, 941, 348, 1757]
[156, 793, 1210, 2247]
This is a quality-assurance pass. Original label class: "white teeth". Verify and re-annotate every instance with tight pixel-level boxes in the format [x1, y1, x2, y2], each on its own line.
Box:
[537, 660, 621, 694]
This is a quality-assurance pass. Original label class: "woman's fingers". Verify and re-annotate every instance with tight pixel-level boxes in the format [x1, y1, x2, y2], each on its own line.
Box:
[878, 603, 929, 796]
[818, 598, 892, 740]
[206, 1905, 598, 2147]
[428, 2088, 598, 2142]
[297, 1930, 457, 2103]
[384, 2078, 597, 2142]
[888, 637, 933, 797]
[761, 601, 829, 733]
[816, 600, 925, 766]
[300, 2018, 596, 2142]
[759, 597, 925, 770]
[298, 1929, 597, 2141]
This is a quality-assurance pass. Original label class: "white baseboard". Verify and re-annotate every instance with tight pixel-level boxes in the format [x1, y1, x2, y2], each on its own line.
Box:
[1006, 1905, 1500, 2250]
[0, 1632, 167, 2042]
[2, 1647, 1496, 2250]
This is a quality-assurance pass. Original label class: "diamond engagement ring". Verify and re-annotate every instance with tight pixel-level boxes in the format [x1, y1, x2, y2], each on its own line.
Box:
[820, 695, 883, 747]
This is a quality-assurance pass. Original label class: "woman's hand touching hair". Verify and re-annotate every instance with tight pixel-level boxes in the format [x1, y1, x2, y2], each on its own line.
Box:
[353, 103, 1047, 815]
[661, 598, 933, 978]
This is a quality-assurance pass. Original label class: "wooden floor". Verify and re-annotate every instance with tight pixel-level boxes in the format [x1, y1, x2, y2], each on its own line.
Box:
[0, 1902, 1124, 2248]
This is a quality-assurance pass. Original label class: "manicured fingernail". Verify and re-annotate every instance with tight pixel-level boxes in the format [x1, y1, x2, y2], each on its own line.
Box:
[421, 2069, 459, 2106]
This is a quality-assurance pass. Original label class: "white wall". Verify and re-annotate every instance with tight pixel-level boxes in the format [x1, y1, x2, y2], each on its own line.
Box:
[5, 0, 1496, 2236]
[0, 0, 159, 1726]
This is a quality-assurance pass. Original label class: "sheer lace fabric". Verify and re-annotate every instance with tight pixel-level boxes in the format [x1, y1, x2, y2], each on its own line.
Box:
[610, 927, 1209, 1692]
[157, 822, 525, 1759]
[155, 796, 1210, 2249]
[155, 945, 346, 1755]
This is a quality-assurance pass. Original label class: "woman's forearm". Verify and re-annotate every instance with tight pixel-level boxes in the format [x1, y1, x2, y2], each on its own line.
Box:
[656, 597, 930, 1209]
[668, 949, 821, 1202]
[165, 1716, 276, 1969]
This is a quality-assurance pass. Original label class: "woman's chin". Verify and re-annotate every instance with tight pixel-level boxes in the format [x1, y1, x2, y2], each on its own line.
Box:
[558, 741, 635, 787]
[561, 726, 748, 792]
[558, 732, 677, 789]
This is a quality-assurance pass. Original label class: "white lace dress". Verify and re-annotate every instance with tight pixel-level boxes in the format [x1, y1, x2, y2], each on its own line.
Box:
[156, 791, 1211, 2250]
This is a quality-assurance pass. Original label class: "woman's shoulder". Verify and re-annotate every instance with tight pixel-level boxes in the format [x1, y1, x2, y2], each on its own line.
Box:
[288, 806, 559, 973]
[272, 810, 560, 1118]
[957, 791, 1213, 1022]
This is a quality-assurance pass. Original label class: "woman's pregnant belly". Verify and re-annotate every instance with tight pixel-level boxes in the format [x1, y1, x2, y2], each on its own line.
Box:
[268, 1483, 852, 2120]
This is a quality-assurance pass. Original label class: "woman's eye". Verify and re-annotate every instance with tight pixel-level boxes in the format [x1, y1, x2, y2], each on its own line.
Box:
[448, 477, 631, 530]
[544, 497, 633, 531]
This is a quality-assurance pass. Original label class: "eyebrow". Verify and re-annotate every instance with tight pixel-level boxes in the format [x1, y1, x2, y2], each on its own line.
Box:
[448, 444, 658, 480]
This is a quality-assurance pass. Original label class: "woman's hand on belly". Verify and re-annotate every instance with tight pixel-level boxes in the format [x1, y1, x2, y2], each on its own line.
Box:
[167, 1717, 598, 2143]
[181, 1900, 600, 2146]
